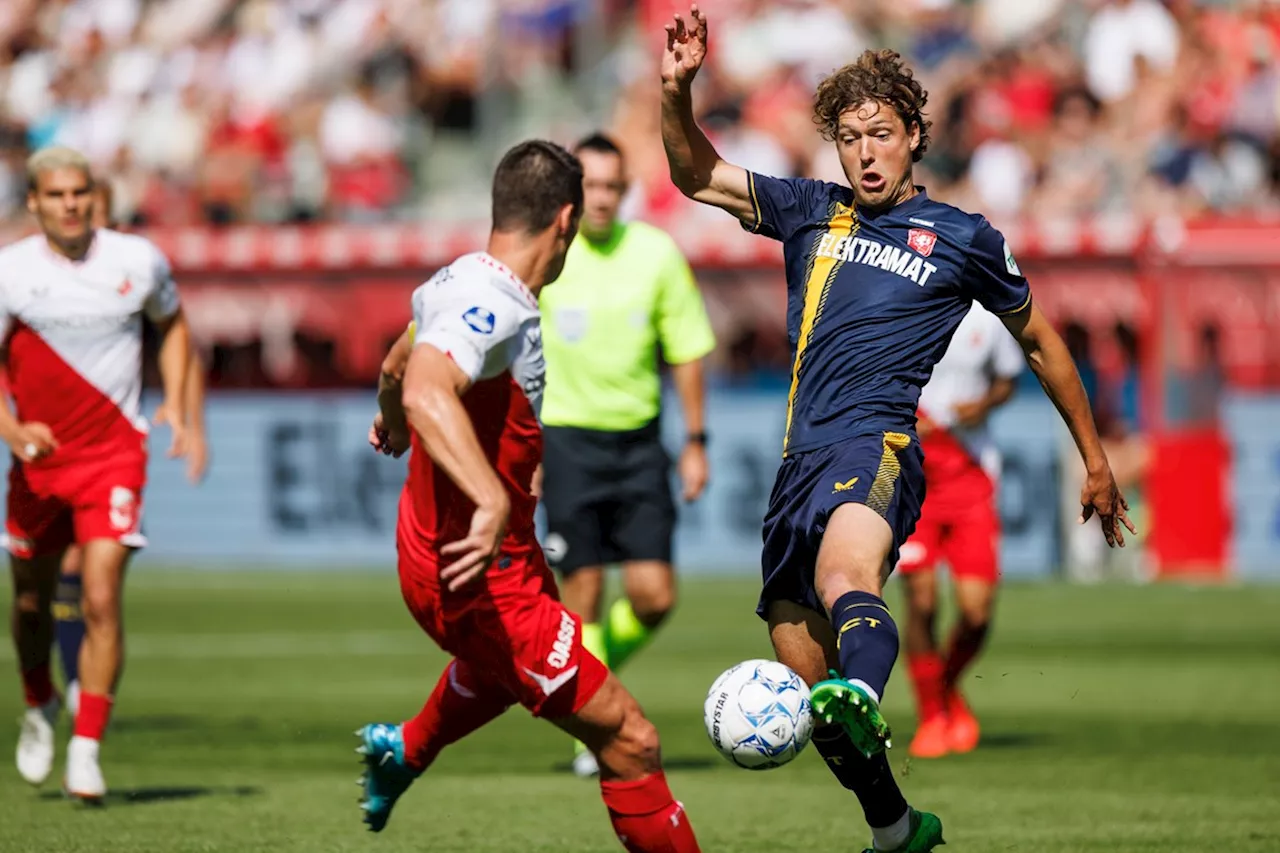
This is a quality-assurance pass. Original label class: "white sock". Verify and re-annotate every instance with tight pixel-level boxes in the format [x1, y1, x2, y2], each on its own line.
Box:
[849, 678, 881, 705]
[872, 808, 911, 851]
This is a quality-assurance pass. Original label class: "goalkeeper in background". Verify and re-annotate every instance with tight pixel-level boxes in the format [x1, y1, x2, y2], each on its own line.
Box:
[539, 132, 715, 777]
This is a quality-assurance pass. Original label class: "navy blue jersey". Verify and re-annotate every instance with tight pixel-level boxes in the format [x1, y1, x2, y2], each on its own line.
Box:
[745, 174, 1032, 456]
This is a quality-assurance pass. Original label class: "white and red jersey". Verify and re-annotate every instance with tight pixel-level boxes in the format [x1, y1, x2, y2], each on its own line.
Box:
[399, 252, 546, 551]
[918, 301, 1023, 477]
[0, 230, 180, 468]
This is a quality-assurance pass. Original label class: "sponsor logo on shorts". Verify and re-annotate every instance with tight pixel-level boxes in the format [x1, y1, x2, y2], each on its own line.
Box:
[522, 665, 579, 697]
[547, 609, 576, 670]
[109, 486, 139, 532]
[832, 477, 859, 493]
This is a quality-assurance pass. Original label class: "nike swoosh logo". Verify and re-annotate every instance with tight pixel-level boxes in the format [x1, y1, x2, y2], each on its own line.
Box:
[833, 477, 859, 492]
[522, 665, 579, 697]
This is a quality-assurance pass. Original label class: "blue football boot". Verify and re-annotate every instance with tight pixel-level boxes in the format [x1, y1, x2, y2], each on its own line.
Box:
[354, 723, 419, 832]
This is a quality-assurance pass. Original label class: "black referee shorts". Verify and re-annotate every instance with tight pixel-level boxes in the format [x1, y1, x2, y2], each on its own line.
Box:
[541, 420, 676, 575]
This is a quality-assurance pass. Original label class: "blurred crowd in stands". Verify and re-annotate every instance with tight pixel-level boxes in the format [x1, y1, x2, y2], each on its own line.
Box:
[2, 0, 1279, 229]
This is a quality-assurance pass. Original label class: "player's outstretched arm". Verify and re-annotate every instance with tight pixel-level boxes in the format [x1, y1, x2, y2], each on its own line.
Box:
[660, 6, 754, 223]
[1002, 303, 1136, 547]
[401, 344, 510, 590]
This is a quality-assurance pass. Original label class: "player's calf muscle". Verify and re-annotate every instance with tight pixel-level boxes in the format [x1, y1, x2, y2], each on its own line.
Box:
[556, 676, 660, 779]
[601, 710, 661, 780]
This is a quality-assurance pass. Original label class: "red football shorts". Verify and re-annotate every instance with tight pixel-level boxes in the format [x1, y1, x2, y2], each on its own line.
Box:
[898, 433, 999, 583]
[397, 533, 608, 719]
[6, 457, 147, 559]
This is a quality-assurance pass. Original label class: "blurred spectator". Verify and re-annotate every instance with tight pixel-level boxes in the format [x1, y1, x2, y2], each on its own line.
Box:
[0, 0, 1277, 228]
[1082, 0, 1179, 103]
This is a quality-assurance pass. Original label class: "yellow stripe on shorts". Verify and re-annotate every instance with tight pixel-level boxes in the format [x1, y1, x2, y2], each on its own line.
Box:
[866, 432, 911, 518]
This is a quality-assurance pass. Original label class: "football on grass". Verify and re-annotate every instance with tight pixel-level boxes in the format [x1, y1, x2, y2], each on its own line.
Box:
[703, 659, 813, 770]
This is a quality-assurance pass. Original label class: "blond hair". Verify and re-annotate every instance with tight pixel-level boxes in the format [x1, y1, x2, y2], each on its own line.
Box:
[26, 146, 94, 192]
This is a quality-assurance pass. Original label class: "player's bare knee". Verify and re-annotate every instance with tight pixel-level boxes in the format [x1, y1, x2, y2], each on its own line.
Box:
[630, 588, 674, 628]
[80, 584, 120, 628]
[815, 560, 883, 614]
[958, 607, 992, 636]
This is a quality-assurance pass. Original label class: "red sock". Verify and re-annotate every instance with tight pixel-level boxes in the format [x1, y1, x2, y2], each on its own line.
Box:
[601, 770, 701, 853]
[907, 653, 946, 720]
[74, 692, 113, 740]
[20, 663, 54, 708]
[402, 661, 511, 771]
[943, 624, 988, 692]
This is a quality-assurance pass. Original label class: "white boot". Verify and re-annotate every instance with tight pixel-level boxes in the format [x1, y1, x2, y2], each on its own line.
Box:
[572, 750, 599, 778]
[64, 735, 106, 802]
[16, 696, 60, 785]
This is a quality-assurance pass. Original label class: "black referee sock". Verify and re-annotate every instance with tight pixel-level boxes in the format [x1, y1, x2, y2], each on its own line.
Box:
[831, 590, 900, 702]
[812, 725, 908, 828]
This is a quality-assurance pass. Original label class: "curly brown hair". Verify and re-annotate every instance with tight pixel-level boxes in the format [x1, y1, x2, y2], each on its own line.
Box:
[813, 49, 932, 162]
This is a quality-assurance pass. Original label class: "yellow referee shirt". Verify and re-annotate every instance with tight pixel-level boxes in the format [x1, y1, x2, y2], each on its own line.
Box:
[540, 221, 715, 431]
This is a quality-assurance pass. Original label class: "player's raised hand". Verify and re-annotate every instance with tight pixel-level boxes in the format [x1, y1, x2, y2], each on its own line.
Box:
[439, 498, 510, 592]
[153, 401, 187, 460]
[8, 422, 58, 463]
[1079, 464, 1137, 548]
[661, 5, 708, 92]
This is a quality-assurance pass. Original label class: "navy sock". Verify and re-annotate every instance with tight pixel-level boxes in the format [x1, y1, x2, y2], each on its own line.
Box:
[53, 573, 84, 686]
[812, 725, 908, 828]
[831, 590, 900, 701]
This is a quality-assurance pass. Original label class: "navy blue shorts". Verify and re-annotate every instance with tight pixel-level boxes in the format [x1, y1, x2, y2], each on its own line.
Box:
[756, 431, 925, 620]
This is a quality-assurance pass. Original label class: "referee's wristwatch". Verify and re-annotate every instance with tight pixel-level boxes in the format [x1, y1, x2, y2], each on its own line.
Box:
[686, 431, 709, 447]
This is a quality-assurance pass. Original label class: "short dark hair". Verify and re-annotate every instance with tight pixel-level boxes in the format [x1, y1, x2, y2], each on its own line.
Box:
[574, 132, 623, 159]
[491, 140, 583, 233]
[813, 49, 932, 162]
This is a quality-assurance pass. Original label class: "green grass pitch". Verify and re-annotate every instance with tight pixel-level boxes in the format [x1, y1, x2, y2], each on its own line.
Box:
[2, 571, 1279, 852]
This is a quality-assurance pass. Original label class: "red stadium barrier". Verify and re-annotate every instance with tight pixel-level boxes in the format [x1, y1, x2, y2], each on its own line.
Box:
[1145, 430, 1232, 580]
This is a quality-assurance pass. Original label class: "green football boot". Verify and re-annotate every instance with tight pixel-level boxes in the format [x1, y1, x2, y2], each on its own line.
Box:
[808, 671, 892, 758]
[861, 808, 945, 852]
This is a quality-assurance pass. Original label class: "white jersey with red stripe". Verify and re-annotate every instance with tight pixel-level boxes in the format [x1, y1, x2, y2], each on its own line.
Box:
[0, 230, 180, 467]
[399, 252, 546, 552]
[918, 301, 1023, 476]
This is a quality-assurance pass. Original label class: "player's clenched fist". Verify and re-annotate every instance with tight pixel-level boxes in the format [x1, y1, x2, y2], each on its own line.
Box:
[661, 5, 708, 92]
[7, 421, 58, 462]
